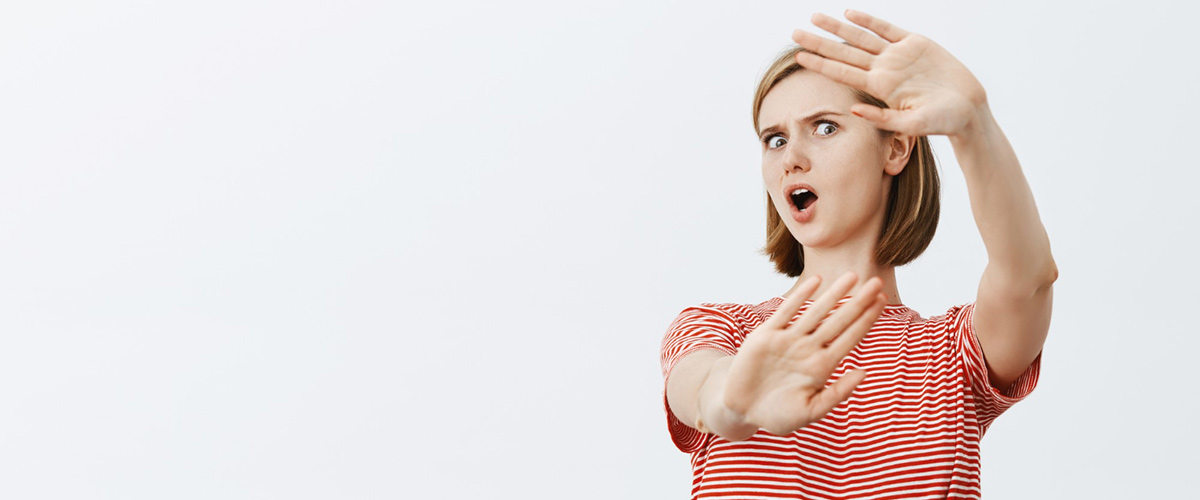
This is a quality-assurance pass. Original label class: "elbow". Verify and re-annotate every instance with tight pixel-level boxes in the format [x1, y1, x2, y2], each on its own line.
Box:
[985, 255, 1057, 300]
[1022, 250, 1058, 292]
[1020, 257, 1057, 297]
[1038, 257, 1059, 291]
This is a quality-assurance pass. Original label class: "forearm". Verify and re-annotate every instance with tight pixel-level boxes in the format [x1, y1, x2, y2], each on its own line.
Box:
[695, 356, 759, 441]
[949, 104, 1057, 290]
[667, 351, 759, 441]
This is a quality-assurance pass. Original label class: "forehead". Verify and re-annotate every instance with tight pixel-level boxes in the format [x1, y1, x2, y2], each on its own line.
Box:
[757, 70, 857, 131]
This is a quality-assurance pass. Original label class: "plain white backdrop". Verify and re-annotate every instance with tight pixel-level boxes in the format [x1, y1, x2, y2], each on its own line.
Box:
[2, 0, 1198, 498]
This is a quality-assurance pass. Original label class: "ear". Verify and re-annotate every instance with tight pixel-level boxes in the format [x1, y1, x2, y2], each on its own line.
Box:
[882, 133, 916, 176]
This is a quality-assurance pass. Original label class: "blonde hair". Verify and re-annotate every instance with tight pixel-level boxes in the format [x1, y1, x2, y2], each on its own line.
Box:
[753, 45, 940, 277]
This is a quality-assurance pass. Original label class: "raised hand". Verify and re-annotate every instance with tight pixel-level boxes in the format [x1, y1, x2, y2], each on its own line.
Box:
[723, 273, 886, 436]
[790, 10, 988, 137]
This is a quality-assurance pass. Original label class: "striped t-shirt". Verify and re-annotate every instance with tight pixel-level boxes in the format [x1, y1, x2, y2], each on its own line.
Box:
[660, 297, 1041, 499]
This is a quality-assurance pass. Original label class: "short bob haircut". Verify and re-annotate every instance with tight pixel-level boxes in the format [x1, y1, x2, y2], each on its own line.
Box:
[753, 45, 941, 277]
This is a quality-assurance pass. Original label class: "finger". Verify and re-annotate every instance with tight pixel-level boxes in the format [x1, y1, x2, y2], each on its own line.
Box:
[793, 51, 869, 91]
[808, 369, 867, 417]
[808, 277, 883, 344]
[844, 9, 910, 44]
[810, 12, 888, 55]
[850, 103, 920, 134]
[824, 293, 887, 359]
[788, 271, 858, 334]
[765, 275, 822, 329]
[791, 29, 874, 70]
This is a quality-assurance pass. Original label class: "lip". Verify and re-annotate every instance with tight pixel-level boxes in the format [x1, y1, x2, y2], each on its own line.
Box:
[783, 182, 817, 223]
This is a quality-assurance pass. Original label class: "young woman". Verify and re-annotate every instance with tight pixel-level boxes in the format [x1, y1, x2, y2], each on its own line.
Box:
[660, 10, 1055, 499]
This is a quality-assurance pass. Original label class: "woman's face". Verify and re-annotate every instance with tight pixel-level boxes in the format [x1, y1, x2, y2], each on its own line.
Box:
[758, 70, 908, 255]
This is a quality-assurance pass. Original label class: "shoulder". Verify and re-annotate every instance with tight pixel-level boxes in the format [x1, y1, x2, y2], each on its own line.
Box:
[660, 298, 780, 368]
[671, 297, 782, 330]
[877, 302, 972, 344]
[895, 300, 971, 326]
[923, 302, 975, 330]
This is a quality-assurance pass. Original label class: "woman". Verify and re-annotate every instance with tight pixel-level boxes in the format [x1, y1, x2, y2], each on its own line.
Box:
[660, 10, 1055, 499]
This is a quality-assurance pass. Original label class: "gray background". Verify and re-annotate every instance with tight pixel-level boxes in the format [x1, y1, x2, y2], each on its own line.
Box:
[2, 0, 1197, 498]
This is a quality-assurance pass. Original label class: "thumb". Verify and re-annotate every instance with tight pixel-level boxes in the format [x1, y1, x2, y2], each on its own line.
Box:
[809, 369, 868, 416]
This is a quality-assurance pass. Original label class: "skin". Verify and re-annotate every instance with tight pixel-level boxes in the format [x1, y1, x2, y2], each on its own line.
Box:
[666, 9, 1056, 441]
[757, 70, 914, 306]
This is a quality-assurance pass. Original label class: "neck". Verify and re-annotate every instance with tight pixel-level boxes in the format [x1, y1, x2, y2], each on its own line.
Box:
[783, 247, 902, 306]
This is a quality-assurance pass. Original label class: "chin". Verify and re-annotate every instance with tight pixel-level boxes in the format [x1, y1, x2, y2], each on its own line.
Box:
[786, 225, 834, 249]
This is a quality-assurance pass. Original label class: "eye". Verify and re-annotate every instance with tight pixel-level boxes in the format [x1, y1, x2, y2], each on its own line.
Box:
[814, 121, 838, 137]
[765, 135, 787, 149]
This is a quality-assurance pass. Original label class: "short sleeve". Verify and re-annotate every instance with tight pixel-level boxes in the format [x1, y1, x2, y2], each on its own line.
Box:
[659, 305, 743, 454]
[949, 302, 1041, 433]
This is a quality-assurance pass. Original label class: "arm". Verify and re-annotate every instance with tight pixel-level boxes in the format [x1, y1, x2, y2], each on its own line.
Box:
[788, 10, 1056, 391]
[950, 107, 1056, 390]
[665, 273, 885, 441]
[666, 350, 758, 441]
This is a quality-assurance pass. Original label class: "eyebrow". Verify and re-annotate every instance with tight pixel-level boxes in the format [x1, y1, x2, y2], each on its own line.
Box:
[757, 110, 844, 139]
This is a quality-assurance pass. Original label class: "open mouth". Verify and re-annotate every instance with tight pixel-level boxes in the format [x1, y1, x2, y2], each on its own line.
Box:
[789, 188, 818, 211]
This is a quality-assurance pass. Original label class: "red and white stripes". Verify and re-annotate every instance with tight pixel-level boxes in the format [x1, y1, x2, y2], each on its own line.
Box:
[660, 297, 1040, 499]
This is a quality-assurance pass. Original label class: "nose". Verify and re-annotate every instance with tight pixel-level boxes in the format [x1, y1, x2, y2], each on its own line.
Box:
[783, 142, 811, 173]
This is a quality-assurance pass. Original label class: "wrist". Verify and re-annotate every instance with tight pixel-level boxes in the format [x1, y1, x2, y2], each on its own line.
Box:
[948, 102, 998, 148]
[696, 357, 757, 440]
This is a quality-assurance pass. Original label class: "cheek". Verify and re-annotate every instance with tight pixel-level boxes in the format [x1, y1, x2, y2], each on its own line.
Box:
[761, 159, 777, 192]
